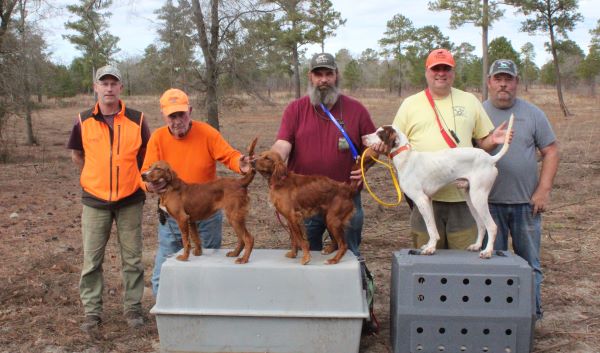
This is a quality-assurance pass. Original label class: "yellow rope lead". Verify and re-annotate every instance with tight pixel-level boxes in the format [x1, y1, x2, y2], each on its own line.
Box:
[360, 147, 403, 207]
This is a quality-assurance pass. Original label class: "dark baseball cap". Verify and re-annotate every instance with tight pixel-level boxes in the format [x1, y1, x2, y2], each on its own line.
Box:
[489, 59, 518, 77]
[309, 53, 337, 71]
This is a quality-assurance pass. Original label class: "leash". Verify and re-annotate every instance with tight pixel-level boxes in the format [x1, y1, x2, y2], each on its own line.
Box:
[424, 88, 458, 148]
[320, 103, 359, 161]
[360, 147, 403, 207]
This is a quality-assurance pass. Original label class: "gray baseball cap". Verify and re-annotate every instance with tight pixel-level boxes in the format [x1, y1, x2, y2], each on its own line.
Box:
[309, 53, 337, 71]
[95, 65, 122, 81]
[489, 59, 518, 77]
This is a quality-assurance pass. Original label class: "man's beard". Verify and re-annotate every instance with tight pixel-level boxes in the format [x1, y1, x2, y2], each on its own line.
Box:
[308, 81, 340, 107]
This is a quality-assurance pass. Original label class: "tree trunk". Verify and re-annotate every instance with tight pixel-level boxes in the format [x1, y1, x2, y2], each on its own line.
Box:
[397, 58, 402, 97]
[292, 43, 301, 99]
[191, 0, 221, 130]
[18, 1, 36, 145]
[549, 28, 570, 117]
[481, 0, 489, 101]
[206, 68, 219, 129]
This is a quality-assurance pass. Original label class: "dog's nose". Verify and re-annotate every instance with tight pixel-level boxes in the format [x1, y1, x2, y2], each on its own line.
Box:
[141, 170, 149, 181]
[251, 159, 257, 168]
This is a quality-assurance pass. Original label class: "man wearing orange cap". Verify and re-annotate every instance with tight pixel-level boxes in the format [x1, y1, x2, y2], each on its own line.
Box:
[392, 49, 510, 251]
[141, 88, 252, 296]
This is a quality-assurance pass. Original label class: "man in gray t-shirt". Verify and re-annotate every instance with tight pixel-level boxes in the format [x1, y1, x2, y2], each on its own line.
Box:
[483, 59, 560, 320]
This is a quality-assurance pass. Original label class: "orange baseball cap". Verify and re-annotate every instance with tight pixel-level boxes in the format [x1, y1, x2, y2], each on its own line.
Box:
[160, 88, 190, 116]
[425, 49, 455, 69]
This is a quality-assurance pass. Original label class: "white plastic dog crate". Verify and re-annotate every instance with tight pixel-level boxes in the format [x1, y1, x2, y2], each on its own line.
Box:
[391, 249, 535, 353]
[151, 248, 368, 353]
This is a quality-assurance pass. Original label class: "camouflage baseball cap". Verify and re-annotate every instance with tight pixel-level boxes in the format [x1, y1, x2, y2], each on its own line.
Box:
[95, 65, 122, 82]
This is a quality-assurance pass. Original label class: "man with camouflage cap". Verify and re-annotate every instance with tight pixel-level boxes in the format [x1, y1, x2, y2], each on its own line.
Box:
[67, 65, 150, 332]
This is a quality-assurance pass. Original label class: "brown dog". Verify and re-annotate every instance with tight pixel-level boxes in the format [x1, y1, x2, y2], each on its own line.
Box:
[142, 138, 257, 264]
[254, 150, 356, 265]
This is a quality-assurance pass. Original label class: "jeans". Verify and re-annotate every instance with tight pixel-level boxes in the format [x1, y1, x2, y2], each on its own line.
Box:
[489, 203, 543, 319]
[80, 202, 144, 316]
[304, 193, 364, 257]
[152, 210, 223, 296]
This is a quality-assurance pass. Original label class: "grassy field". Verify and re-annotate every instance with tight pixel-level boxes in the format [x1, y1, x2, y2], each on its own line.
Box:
[0, 87, 599, 352]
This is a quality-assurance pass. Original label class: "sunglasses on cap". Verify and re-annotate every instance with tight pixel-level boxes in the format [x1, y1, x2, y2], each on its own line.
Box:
[430, 65, 453, 72]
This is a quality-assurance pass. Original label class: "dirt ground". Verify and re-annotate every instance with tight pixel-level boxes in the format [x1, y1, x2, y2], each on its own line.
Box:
[1, 87, 599, 353]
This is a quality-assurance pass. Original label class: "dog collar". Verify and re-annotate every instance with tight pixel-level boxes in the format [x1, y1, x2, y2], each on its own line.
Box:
[389, 145, 410, 159]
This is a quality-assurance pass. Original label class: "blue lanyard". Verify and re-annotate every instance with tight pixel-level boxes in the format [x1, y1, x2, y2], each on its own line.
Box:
[320, 103, 359, 161]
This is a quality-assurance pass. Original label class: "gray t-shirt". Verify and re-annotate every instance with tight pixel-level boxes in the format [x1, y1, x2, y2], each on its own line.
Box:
[483, 98, 556, 203]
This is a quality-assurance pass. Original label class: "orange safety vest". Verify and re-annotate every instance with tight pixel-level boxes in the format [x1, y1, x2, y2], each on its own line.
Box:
[79, 100, 145, 204]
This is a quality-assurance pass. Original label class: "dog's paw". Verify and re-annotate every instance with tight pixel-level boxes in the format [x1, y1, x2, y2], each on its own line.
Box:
[324, 258, 339, 265]
[225, 250, 238, 258]
[300, 255, 311, 265]
[321, 243, 337, 255]
[467, 244, 481, 252]
[420, 245, 436, 255]
[479, 250, 493, 259]
[285, 250, 297, 258]
[193, 248, 202, 256]
[235, 257, 249, 264]
[176, 254, 188, 261]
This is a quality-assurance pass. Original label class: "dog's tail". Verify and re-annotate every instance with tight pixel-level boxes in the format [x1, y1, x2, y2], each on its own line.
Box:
[239, 137, 258, 187]
[490, 114, 515, 163]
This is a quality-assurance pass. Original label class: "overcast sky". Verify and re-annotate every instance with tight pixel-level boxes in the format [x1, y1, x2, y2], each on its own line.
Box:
[44, 0, 598, 67]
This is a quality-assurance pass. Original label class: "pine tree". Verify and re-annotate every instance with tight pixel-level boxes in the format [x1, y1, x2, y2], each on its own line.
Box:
[506, 0, 583, 116]
[306, 0, 345, 52]
[428, 0, 504, 100]
[63, 0, 120, 89]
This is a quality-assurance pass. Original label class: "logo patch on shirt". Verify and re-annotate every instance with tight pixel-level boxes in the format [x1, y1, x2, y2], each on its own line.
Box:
[453, 106, 466, 117]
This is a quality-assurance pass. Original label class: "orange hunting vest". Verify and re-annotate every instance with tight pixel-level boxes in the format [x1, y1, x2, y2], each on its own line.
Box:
[79, 101, 144, 203]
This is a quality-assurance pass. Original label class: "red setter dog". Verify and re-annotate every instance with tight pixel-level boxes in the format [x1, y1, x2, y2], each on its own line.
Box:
[254, 150, 357, 265]
[142, 138, 257, 264]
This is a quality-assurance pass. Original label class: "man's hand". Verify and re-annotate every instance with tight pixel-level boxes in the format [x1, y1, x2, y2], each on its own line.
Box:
[490, 119, 514, 145]
[239, 155, 254, 174]
[369, 141, 390, 155]
[530, 188, 551, 215]
[477, 119, 514, 152]
[350, 168, 363, 187]
[146, 179, 167, 193]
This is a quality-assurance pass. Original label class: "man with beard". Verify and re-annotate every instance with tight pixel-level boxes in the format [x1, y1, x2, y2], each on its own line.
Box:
[392, 48, 510, 252]
[484, 59, 559, 320]
[270, 52, 377, 258]
[141, 88, 252, 296]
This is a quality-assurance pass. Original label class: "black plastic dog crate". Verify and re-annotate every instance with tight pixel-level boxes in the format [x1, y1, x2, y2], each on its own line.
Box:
[391, 249, 535, 353]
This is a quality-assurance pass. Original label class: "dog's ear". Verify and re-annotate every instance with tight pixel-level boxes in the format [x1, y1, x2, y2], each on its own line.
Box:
[271, 159, 288, 187]
[380, 126, 399, 149]
[165, 167, 182, 189]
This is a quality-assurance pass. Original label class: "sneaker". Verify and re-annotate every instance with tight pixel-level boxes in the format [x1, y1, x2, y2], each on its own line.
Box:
[125, 311, 144, 329]
[80, 315, 101, 332]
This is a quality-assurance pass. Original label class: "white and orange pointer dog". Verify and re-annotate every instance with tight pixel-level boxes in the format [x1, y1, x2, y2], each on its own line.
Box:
[362, 115, 514, 259]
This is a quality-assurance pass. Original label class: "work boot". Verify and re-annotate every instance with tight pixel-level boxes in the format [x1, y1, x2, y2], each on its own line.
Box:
[80, 315, 101, 332]
[125, 310, 144, 329]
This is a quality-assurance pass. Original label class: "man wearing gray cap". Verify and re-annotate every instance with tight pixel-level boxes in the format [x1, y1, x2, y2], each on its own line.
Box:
[67, 65, 151, 331]
[484, 59, 560, 320]
[269, 53, 379, 333]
